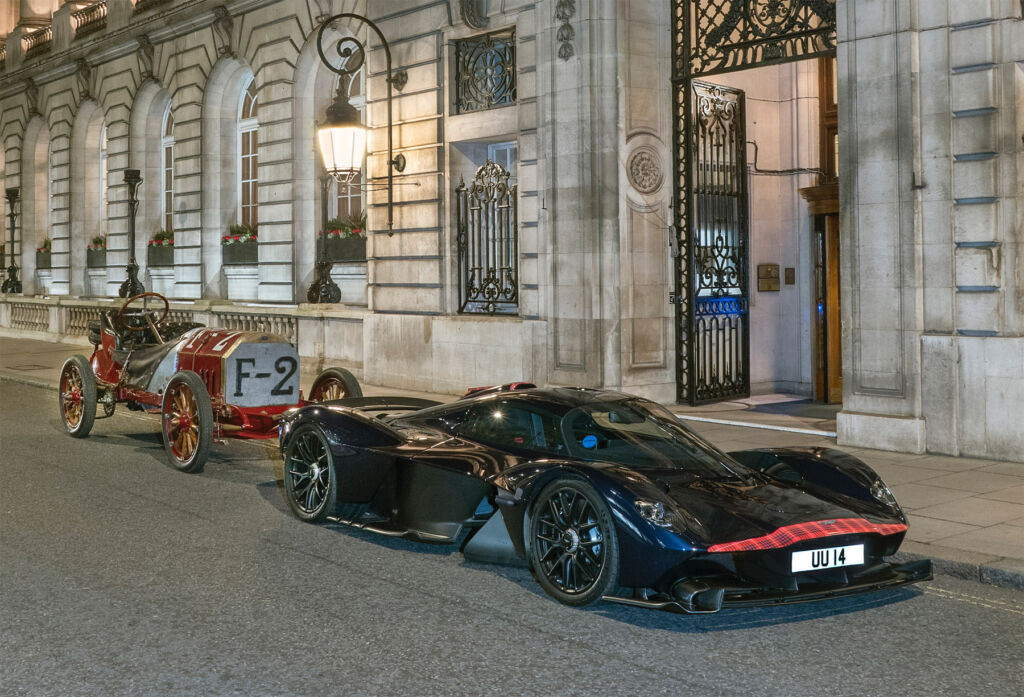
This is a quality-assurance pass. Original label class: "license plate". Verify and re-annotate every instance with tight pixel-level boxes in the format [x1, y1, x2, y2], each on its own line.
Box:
[791, 544, 864, 573]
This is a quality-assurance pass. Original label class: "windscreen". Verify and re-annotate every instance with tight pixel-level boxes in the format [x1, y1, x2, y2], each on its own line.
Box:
[561, 399, 748, 478]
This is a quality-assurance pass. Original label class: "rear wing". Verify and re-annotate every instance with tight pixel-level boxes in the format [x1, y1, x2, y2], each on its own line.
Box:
[324, 396, 443, 412]
[461, 382, 537, 399]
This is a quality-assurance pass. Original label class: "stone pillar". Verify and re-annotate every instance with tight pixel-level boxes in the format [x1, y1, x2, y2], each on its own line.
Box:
[837, 0, 1024, 460]
[834, 0, 926, 452]
[536, 0, 620, 389]
[19, 0, 56, 24]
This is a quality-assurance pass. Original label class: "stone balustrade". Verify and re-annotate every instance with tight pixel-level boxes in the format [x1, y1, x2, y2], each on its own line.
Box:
[0, 295, 367, 376]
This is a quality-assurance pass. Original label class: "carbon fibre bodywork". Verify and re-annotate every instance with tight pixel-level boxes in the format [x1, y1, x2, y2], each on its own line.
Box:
[278, 386, 931, 611]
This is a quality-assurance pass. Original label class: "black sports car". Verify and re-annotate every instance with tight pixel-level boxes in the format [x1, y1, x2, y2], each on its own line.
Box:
[278, 383, 931, 612]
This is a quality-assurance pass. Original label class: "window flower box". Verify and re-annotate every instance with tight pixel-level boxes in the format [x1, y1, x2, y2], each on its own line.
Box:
[319, 219, 367, 262]
[222, 224, 258, 265]
[326, 235, 366, 262]
[222, 242, 258, 265]
[36, 251, 51, 269]
[86, 249, 106, 268]
[147, 244, 174, 267]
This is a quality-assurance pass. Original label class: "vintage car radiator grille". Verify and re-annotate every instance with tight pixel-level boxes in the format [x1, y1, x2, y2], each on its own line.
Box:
[198, 368, 219, 398]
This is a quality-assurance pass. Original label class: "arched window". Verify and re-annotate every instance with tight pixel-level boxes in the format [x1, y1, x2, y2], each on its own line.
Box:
[238, 79, 258, 230]
[161, 104, 174, 232]
[99, 123, 108, 237]
[331, 66, 364, 225]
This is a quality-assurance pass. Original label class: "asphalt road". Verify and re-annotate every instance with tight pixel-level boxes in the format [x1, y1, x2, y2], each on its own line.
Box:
[1, 379, 1021, 697]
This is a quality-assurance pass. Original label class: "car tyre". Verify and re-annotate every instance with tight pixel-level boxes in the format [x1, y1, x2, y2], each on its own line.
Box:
[309, 367, 363, 402]
[59, 355, 97, 438]
[528, 478, 620, 607]
[283, 424, 339, 523]
[161, 370, 213, 473]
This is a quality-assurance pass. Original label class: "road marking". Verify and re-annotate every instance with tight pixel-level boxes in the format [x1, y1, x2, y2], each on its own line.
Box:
[672, 413, 837, 437]
[924, 587, 1024, 616]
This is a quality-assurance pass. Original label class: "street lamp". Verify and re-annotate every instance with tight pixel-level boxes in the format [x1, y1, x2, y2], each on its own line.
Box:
[307, 12, 406, 304]
[118, 168, 145, 298]
[1, 188, 21, 294]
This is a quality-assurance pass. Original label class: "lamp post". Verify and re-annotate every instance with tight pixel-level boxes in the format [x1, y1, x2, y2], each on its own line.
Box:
[118, 168, 144, 298]
[1, 188, 21, 294]
[306, 12, 406, 304]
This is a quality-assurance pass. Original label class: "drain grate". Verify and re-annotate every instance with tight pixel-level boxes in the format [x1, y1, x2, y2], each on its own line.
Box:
[9, 364, 50, 371]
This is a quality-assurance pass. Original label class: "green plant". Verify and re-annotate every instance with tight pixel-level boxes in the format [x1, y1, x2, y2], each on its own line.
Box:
[150, 229, 174, 246]
[320, 213, 366, 239]
[36, 238, 51, 253]
[89, 235, 106, 251]
[223, 224, 258, 245]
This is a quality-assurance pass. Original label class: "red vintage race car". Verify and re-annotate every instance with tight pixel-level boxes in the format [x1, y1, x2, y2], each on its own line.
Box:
[57, 292, 360, 472]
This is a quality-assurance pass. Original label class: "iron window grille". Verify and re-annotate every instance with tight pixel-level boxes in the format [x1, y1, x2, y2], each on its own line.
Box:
[455, 160, 519, 315]
[454, 29, 516, 115]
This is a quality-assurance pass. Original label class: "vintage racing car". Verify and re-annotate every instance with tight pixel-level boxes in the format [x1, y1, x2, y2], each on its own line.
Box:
[58, 292, 360, 472]
[278, 383, 932, 612]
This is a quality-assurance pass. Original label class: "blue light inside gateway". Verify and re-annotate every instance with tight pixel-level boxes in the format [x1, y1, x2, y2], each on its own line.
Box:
[582, 435, 598, 449]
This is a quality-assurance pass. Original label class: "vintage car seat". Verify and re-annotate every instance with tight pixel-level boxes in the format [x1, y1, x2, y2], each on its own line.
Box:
[87, 310, 204, 390]
[87, 311, 202, 349]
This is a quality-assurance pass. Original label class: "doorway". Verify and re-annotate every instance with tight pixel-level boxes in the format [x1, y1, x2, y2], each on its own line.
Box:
[671, 0, 838, 406]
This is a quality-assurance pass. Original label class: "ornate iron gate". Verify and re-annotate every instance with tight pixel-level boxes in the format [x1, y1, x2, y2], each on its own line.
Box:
[689, 81, 748, 402]
[672, 0, 836, 404]
[455, 160, 519, 315]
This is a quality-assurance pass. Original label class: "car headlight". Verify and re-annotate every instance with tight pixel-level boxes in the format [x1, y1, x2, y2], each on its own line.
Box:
[635, 500, 671, 527]
[870, 479, 900, 509]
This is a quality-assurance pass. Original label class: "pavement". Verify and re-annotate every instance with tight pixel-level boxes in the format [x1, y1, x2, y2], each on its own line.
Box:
[2, 333, 1022, 592]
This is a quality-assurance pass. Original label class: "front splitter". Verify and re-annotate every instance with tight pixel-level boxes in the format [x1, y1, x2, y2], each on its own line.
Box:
[602, 559, 933, 614]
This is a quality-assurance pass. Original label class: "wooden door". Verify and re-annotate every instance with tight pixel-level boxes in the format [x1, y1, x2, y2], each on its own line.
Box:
[824, 214, 842, 403]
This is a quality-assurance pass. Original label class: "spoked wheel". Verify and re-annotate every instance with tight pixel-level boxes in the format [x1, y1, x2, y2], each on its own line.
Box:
[529, 478, 619, 606]
[58, 355, 97, 438]
[309, 367, 362, 402]
[161, 370, 213, 473]
[283, 425, 337, 523]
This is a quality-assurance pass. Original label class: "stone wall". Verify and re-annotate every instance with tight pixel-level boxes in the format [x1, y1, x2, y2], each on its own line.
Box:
[836, 0, 1024, 461]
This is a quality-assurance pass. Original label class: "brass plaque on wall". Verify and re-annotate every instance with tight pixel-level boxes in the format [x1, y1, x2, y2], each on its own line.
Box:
[757, 263, 780, 292]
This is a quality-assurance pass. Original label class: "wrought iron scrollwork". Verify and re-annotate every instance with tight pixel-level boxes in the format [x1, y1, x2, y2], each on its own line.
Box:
[455, 160, 519, 315]
[672, 1, 834, 404]
[454, 29, 516, 114]
[676, 0, 836, 77]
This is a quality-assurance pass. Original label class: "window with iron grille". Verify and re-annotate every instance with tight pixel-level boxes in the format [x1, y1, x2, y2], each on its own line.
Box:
[454, 29, 516, 115]
[455, 160, 518, 315]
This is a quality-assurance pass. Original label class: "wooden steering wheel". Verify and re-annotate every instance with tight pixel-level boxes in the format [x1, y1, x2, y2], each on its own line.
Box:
[117, 292, 170, 344]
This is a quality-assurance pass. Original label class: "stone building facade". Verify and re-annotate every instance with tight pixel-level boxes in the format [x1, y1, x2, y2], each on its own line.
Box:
[0, 0, 1021, 462]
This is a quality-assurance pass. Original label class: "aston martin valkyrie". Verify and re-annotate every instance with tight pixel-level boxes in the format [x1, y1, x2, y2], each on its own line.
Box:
[277, 383, 931, 612]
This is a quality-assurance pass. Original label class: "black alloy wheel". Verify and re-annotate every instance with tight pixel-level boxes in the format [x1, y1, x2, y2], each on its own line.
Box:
[59, 355, 97, 438]
[309, 367, 363, 402]
[529, 478, 619, 606]
[283, 425, 338, 523]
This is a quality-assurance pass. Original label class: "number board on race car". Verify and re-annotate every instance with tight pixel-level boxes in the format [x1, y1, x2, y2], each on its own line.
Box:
[222, 341, 300, 408]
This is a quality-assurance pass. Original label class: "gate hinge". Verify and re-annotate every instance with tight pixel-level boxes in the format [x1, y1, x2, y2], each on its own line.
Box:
[668, 225, 679, 258]
[669, 294, 683, 305]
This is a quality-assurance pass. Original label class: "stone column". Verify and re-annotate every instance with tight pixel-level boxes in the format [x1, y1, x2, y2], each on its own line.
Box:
[536, 0, 621, 389]
[835, 0, 926, 452]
